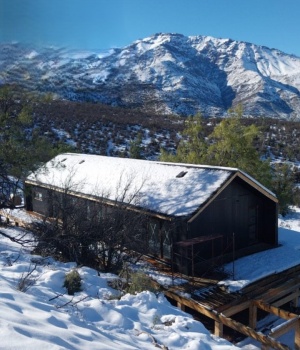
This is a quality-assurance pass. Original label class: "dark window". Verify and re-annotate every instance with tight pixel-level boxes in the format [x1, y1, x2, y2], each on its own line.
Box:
[34, 191, 43, 201]
[176, 171, 187, 178]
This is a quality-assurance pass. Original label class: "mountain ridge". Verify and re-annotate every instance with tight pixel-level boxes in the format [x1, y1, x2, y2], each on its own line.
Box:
[1, 33, 300, 119]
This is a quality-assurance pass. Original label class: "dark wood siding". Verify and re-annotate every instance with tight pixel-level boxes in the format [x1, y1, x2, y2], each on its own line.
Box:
[30, 185, 52, 216]
[187, 177, 278, 267]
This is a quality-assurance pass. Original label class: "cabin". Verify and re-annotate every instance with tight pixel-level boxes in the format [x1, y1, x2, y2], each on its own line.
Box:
[25, 153, 278, 276]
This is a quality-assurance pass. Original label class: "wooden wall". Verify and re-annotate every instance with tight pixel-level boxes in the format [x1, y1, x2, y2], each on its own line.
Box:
[182, 177, 278, 273]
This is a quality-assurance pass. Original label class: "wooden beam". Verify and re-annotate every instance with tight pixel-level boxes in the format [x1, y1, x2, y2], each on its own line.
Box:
[253, 299, 299, 320]
[164, 290, 289, 350]
[269, 317, 300, 339]
[221, 300, 251, 317]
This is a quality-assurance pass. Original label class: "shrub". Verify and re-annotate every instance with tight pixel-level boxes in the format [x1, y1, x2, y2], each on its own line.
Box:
[127, 271, 157, 294]
[63, 270, 82, 295]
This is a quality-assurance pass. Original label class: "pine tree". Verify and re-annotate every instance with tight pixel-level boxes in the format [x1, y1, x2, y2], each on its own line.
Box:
[205, 109, 272, 187]
[160, 113, 207, 164]
[129, 133, 143, 159]
[0, 85, 73, 208]
[271, 163, 295, 216]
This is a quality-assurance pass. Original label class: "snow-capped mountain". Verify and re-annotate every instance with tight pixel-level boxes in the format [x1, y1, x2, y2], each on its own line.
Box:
[1, 33, 300, 118]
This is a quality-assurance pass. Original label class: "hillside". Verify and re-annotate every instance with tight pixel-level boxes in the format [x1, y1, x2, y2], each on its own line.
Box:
[31, 100, 300, 162]
[0, 221, 238, 350]
[1, 33, 300, 119]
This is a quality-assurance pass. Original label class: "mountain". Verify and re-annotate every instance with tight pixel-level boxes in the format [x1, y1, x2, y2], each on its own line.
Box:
[1, 33, 300, 118]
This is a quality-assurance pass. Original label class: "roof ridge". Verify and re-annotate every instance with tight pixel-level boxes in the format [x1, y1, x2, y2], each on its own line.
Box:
[59, 152, 239, 172]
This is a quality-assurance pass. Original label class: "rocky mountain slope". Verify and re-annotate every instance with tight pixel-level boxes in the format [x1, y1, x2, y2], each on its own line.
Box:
[1, 33, 300, 118]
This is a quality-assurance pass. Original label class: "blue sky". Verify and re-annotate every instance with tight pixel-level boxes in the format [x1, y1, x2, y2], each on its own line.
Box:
[1, 0, 300, 56]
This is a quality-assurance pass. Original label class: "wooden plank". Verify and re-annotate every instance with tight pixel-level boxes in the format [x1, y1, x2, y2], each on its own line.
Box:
[273, 291, 299, 308]
[243, 265, 300, 296]
[243, 265, 300, 292]
[164, 290, 290, 350]
[253, 299, 299, 320]
[246, 276, 298, 301]
[269, 317, 299, 339]
[261, 280, 300, 304]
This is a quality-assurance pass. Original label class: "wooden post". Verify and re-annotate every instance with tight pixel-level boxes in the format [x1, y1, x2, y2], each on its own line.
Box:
[295, 319, 300, 350]
[214, 321, 223, 337]
[249, 303, 257, 330]
[177, 301, 185, 312]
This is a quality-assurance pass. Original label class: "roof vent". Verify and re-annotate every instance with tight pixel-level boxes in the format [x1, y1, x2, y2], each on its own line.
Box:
[79, 160, 85, 164]
[176, 171, 187, 178]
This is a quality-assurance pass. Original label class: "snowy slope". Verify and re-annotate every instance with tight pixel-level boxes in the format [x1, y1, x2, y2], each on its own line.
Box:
[1, 33, 300, 118]
[0, 225, 237, 350]
[2, 207, 300, 349]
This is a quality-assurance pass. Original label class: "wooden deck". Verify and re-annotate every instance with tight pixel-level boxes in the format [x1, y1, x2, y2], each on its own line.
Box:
[162, 265, 300, 349]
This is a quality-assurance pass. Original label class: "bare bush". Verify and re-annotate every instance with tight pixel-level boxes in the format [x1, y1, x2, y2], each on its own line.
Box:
[16, 262, 38, 292]
[30, 173, 150, 272]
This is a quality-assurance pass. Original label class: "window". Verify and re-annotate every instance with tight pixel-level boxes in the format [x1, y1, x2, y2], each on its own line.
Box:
[148, 222, 159, 256]
[34, 191, 43, 201]
[176, 171, 187, 178]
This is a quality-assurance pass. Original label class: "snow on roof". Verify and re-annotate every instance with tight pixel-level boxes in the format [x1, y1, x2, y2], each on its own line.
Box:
[27, 153, 240, 217]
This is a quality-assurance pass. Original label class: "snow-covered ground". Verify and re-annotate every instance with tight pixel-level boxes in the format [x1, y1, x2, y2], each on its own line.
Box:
[1, 207, 300, 349]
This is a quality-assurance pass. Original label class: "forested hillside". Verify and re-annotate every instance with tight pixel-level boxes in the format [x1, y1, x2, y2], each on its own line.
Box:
[31, 99, 300, 163]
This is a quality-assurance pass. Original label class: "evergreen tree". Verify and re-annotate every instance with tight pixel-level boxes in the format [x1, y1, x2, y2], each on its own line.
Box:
[0, 85, 73, 208]
[160, 113, 207, 164]
[129, 133, 143, 159]
[205, 109, 272, 187]
[271, 163, 295, 216]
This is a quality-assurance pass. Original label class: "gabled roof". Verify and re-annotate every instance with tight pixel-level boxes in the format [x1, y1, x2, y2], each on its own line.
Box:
[26, 153, 277, 218]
